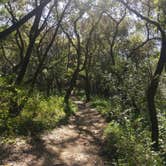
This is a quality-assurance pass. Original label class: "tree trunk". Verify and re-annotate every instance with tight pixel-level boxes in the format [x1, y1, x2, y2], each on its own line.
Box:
[64, 66, 79, 116]
[55, 78, 62, 94]
[85, 70, 91, 102]
[64, 67, 79, 105]
[15, 7, 43, 85]
[147, 35, 166, 150]
[0, 0, 51, 40]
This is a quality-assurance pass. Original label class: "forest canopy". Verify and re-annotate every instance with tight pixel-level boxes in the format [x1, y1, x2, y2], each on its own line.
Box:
[0, 0, 166, 165]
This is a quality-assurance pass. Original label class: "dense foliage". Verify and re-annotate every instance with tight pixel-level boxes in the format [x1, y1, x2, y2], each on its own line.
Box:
[90, 93, 166, 165]
[0, 0, 165, 165]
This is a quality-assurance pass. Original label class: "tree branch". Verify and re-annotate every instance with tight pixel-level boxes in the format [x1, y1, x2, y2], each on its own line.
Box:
[0, 0, 52, 40]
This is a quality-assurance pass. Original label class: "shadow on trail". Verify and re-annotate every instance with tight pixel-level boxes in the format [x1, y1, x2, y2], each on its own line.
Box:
[0, 100, 112, 166]
[0, 135, 67, 166]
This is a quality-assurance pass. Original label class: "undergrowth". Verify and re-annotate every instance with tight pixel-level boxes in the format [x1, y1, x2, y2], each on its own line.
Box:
[0, 79, 77, 138]
[90, 97, 166, 165]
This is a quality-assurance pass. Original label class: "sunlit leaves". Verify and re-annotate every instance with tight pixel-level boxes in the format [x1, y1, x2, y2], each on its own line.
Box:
[0, 0, 8, 4]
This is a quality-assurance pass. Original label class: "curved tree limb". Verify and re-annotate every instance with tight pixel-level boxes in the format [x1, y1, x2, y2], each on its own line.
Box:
[0, 0, 52, 40]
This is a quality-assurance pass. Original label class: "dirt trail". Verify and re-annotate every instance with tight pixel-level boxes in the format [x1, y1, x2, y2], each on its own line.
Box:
[0, 100, 110, 166]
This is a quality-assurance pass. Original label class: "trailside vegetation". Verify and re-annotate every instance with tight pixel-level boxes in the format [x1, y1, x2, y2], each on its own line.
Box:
[0, 0, 165, 165]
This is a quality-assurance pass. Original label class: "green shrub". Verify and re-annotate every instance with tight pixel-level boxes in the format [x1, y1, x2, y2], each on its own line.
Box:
[0, 89, 77, 136]
[104, 121, 163, 165]
[91, 95, 166, 165]
[90, 97, 113, 120]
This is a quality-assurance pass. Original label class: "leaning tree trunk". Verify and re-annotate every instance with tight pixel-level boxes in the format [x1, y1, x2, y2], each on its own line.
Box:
[63, 11, 83, 114]
[0, 0, 51, 40]
[15, 7, 43, 85]
[64, 66, 79, 105]
[64, 66, 80, 115]
[85, 70, 91, 102]
[9, 8, 43, 117]
[115, 0, 166, 151]
[147, 35, 166, 150]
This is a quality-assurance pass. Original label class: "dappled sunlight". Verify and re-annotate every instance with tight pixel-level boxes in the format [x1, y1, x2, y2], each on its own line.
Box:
[0, 0, 165, 165]
[0, 101, 110, 166]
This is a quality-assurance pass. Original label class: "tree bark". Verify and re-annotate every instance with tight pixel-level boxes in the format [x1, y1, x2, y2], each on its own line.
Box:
[0, 0, 51, 40]
[30, 0, 71, 89]
[85, 69, 91, 102]
[63, 12, 84, 113]
[147, 35, 166, 150]
[15, 7, 43, 85]
[118, 0, 166, 151]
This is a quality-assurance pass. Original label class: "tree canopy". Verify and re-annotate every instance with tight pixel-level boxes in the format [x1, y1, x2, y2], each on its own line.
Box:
[0, 0, 165, 165]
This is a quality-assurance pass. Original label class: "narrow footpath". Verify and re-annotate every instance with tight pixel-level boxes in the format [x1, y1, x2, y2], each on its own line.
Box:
[0, 100, 111, 166]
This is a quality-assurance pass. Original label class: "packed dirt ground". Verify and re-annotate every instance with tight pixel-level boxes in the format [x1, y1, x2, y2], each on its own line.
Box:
[0, 100, 111, 166]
